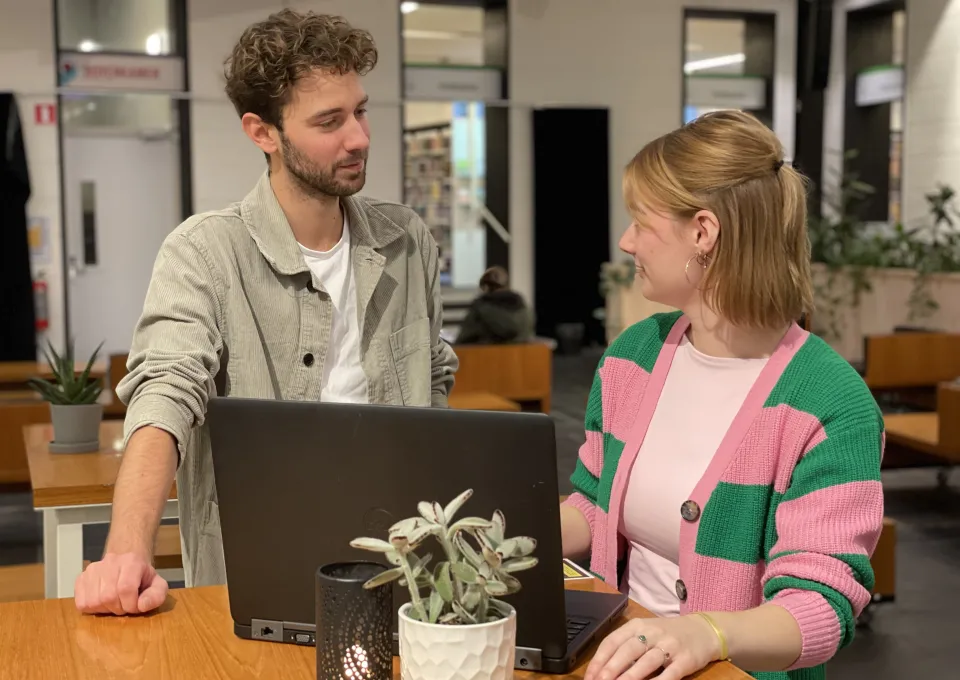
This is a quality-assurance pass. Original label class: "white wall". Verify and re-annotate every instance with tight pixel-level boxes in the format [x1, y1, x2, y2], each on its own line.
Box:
[508, 0, 797, 303]
[8, 0, 799, 356]
[902, 0, 960, 224]
[0, 0, 65, 354]
[188, 0, 403, 213]
[187, 0, 795, 307]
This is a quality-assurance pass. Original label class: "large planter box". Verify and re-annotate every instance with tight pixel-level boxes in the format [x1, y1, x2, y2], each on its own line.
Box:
[604, 265, 960, 364]
[604, 282, 675, 344]
[811, 265, 960, 363]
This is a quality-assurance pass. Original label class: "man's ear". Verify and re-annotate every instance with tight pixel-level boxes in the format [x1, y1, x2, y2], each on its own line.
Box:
[241, 113, 279, 156]
[692, 209, 721, 256]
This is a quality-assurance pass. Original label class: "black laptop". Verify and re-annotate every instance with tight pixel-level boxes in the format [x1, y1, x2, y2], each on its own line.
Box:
[206, 396, 627, 674]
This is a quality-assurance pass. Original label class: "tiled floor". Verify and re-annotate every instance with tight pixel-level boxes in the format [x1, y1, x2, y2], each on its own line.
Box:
[1, 346, 958, 677]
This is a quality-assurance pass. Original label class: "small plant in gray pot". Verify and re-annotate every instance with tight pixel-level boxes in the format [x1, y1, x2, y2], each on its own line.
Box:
[28, 341, 104, 454]
[351, 489, 538, 680]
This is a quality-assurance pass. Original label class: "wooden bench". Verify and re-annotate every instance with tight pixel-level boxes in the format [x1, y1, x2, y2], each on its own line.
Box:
[0, 524, 183, 604]
[0, 400, 51, 485]
[862, 332, 960, 390]
[451, 342, 552, 412]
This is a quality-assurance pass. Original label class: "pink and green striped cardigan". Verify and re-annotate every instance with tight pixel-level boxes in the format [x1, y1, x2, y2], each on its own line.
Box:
[563, 311, 884, 680]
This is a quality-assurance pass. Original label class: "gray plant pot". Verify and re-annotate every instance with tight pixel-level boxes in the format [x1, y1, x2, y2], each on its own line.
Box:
[49, 403, 103, 454]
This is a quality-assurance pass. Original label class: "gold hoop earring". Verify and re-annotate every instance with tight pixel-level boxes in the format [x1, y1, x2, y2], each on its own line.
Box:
[684, 251, 710, 286]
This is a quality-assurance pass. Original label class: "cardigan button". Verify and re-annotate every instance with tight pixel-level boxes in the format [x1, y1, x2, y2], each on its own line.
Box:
[675, 579, 687, 602]
[680, 500, 700, 522]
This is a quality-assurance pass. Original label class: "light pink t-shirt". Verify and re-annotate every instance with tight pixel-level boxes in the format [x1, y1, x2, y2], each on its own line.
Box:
[619, 334, 768, 616]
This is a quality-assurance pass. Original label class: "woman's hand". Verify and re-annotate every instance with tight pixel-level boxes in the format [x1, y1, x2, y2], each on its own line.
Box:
[584, 614, 722, 680]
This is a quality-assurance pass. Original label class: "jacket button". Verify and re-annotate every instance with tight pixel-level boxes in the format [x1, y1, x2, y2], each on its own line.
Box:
[303, 353, 314, 367]
[680, 500, 700, 522]
[675, 579, 687, 602]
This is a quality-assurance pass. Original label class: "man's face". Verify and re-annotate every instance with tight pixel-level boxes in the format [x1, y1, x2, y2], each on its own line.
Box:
[276, 69, 370, 198]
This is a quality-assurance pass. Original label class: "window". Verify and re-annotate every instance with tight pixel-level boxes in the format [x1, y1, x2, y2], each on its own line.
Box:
[57, 0, 176, 55]
[683, 12, 775, 129]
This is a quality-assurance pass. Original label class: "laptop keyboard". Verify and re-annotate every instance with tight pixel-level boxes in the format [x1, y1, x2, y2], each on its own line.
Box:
[566, 616, 591, 642]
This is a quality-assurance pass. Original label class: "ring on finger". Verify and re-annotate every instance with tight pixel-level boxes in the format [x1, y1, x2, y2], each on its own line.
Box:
[636, 634, 648, 652]
[656, 646, 671, 664]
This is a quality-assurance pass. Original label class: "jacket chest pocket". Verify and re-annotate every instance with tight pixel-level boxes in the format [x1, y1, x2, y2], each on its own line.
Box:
[389, 317, 431, 406]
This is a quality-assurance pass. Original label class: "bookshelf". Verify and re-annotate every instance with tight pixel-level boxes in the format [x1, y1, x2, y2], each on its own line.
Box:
[404, 123, 453, 284]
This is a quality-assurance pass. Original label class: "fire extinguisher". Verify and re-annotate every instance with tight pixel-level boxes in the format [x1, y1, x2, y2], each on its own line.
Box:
[33, 273, 49, 332]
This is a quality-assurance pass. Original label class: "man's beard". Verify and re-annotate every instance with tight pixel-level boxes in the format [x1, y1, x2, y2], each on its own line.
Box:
[278, 131, 367, 199]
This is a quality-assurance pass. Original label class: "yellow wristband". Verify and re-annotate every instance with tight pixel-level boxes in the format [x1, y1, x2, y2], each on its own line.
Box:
[697, 612, 730, 661]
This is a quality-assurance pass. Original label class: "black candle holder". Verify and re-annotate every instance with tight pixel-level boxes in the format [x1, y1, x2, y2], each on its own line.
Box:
[316, 561, 393, 680]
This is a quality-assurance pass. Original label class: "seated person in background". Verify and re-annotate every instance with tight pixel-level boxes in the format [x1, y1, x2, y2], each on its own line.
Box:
[456, 266, 534, 344]
[73, 10, 456, 617]
[561, 111, 884, 680]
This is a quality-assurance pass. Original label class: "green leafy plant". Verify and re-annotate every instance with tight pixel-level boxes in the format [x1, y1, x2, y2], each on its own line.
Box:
[594, 260, 638, 325]
[350, 489, 538, 626]
[894, 185, 960, 320]
[808, 149, 881, 341]
[809, 150, 960, 339]
[28, 340, 103, 405]
[598, 260, 636, 297]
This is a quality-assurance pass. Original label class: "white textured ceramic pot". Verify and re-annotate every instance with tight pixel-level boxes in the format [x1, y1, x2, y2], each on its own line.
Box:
[398, 603, 517, 680]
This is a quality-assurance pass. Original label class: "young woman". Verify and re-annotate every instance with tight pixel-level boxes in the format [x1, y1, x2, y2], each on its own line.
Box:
[561, 110, 884, 680]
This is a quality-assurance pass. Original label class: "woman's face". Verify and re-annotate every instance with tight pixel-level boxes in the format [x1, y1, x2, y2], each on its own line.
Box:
[618, 203, 718, 311]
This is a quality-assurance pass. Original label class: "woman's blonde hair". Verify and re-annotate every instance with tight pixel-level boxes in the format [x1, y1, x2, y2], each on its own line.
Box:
[623, 110, 814, 330]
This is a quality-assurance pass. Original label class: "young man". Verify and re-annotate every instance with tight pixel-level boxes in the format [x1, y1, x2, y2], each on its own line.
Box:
[74, 10, 457, 616]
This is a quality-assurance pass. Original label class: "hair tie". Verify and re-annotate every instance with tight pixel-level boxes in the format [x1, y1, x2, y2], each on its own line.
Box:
[773, 159, 784, 173]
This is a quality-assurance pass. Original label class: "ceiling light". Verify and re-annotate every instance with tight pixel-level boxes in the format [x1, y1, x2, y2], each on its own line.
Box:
[403, 29, 465, 40]
[78, 39, 100, 53]
[401, 2, 420, 13]
[146, 32, 164, 55]
[684, 53, 745, 74]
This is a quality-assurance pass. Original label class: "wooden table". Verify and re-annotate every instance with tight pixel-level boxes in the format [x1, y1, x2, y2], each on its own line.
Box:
[884, 412, 940, 454]
[23, 420, 179, 599]
[0, 581, 747, 680]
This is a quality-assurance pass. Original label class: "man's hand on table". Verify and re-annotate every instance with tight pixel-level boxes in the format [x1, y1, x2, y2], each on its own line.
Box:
[74, 553, 168, 615]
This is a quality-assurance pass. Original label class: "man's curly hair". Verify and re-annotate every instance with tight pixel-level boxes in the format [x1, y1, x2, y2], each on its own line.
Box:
[224, 9, 378, 130]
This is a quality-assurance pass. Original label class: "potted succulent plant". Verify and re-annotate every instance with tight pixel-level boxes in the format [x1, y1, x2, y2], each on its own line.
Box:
[28, 340, 104, 453]
[351, 489, 538, 680]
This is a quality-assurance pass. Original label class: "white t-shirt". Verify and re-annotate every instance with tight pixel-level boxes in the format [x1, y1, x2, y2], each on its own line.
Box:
[620, 334, 767, 616]
[297, 213, 369, 404]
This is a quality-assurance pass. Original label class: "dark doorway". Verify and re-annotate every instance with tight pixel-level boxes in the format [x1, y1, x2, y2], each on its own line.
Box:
[532, 108, 609, 348]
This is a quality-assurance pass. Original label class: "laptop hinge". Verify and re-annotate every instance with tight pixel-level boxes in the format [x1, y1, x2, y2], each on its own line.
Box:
[252, 619, 316, 646]
[515, 646, 543, 671]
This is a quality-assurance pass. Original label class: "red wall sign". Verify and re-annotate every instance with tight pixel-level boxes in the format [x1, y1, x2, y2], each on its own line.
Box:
[34, 103, 57, 125]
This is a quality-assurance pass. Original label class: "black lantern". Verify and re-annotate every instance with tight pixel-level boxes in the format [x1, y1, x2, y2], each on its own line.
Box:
[315, 561, 393, 680]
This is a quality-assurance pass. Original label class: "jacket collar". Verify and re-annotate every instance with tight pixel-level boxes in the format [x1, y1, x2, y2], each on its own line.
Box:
[240, 171, 406, 276]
